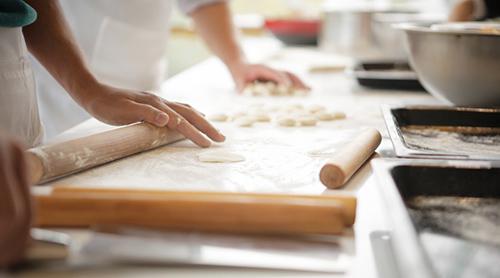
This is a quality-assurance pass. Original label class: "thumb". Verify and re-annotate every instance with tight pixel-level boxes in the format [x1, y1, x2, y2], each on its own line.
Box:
[129, 102, 170, 127]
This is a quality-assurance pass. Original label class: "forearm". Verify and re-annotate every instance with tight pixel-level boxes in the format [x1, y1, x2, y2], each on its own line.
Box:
[190, 2, 246, 73]
[23, 0, 98, 107]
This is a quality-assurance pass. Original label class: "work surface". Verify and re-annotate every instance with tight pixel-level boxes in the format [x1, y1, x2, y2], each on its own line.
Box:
[23, 41, 439, 277]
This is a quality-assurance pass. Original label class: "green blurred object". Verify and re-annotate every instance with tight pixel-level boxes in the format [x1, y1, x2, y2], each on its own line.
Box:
[0, 0, 36, 27]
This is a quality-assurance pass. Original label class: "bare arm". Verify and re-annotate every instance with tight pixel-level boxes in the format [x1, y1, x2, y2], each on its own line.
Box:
[0, 134, 31, 267]
[22, 0, 224, 147]
[23, 0, 97, 107]
[449, 0, 476, 21]
[190, 2, 309, 91]
[189, 2, 245, 74]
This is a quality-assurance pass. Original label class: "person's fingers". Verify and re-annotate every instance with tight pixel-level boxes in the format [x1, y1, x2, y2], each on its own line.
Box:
[251, 66, 291, 86]
[176, 102, 193, 109]
[168, 102, 225, 142]
[133, 94, 217, 147]
[285, 72, 310, 90]
[123, 101, 170, 127]
[132, 93, 185, 130]
[176, 118, 212, 148]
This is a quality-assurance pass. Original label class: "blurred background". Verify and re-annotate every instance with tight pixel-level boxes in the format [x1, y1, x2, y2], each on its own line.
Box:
[166, 0, 452, 76]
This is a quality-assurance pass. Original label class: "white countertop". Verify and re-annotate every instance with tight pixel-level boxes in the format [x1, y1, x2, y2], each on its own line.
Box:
[22, 40, 440, 277]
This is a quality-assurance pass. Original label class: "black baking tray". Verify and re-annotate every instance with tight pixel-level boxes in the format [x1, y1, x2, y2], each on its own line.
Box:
[350, 61, 426, 91]
[373, 159, 500, 278]
[382, 105, 500, 160]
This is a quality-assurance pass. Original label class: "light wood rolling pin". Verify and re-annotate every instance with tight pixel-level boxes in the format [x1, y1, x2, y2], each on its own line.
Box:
[26, 123, 184, 184]
[34, 188, 357, 235]
[320, 128, 382, 189]
[50, 187, 356, 226]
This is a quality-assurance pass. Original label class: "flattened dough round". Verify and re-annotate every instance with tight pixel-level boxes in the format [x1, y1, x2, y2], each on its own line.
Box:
[252, 112, 271, 122]
[316, 111, 346, 121]
[297, 116, 318, 126]
[197, 150, 246, 163]
[276, 116, 296, 127]
[235, 116, 255, 127]
[307, 105, 326, 113]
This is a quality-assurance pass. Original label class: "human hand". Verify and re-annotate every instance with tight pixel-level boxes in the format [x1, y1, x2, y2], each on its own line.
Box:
[81, 83, 225, 148]
[229, 63, 310, 93]
[0, 134, 32, 267]
[449, 0, 476, 21]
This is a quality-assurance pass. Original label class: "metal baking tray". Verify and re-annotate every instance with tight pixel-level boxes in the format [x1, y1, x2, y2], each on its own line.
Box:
[382, 105, 500, 160]
[373, 159, 500, 278]
[349, 60, 426, 91]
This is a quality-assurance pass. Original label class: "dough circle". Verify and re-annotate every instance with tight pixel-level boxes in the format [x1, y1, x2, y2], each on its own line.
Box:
[197, 150, 246, 163]
[252, 112, 271, 122]
[308, 105, 326, 113]
[297, 116, 318, 126]
[235, 116, 255, 127]
[277, 117, 296, 127]
[243, 82, 309, 97]
[316, 111, 346, 121]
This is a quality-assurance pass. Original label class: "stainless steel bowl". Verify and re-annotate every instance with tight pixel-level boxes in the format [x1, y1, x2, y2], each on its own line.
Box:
[372, 13, 444, 59]
[398, 23, 500, 107]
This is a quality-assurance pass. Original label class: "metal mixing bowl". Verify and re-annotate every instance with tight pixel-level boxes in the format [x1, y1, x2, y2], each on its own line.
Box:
[398, 23, 500, 107]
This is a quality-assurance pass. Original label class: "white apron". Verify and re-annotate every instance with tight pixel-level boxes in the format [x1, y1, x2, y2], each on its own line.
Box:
[34, 0, 172, 139]
[0, 27, 43, 147]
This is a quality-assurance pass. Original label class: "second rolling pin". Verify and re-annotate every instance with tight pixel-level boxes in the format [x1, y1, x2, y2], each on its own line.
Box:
[34, 189, 356, 235]
[26, 123, 184, 184]
[319, 128, 382, 189]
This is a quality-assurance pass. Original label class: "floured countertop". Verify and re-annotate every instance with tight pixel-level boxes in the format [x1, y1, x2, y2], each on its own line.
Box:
[39, 48, 436, 195]
[24, 45, 444, 278]
[48, 122, 362, 194]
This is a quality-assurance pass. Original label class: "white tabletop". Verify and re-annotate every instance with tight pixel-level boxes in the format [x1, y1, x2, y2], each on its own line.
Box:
[22, 39, 440, 277]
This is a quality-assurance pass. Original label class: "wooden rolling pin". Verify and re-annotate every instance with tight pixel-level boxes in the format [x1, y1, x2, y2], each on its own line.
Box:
[26, 123, 184, 184]
[319, 128, 382, 189]
[50, 187, 356, 226]
[34, 188, 357, 235]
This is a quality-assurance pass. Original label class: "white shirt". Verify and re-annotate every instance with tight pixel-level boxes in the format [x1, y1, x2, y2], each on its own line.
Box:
[0, 27, 43, 147]
[34, 0, 223, 139]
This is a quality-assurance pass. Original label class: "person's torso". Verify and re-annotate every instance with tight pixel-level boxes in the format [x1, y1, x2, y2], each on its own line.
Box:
[61, 0, 174, 91]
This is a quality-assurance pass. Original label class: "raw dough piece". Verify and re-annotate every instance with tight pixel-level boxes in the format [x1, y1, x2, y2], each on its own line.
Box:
[243, 83, 268, 96]
[197, 150, 246, 163]
[230, 112, 247, 121]
[276, 84, 291, 95]
[242, 85, 255, 95]
[297, 116, 318, 126]
[316, 111, 346, 121]
[252, 83, 269, 96]
[243, 81, 309, 97]
[276, 116, 297, 127]
[264, 82, 276, 91]
[235, 116, 255, 127]
[252, 112, 271, 122]
[208, 113, 229, 122]
[281, 104, 304, 114]
[307, 105, 326, 113]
